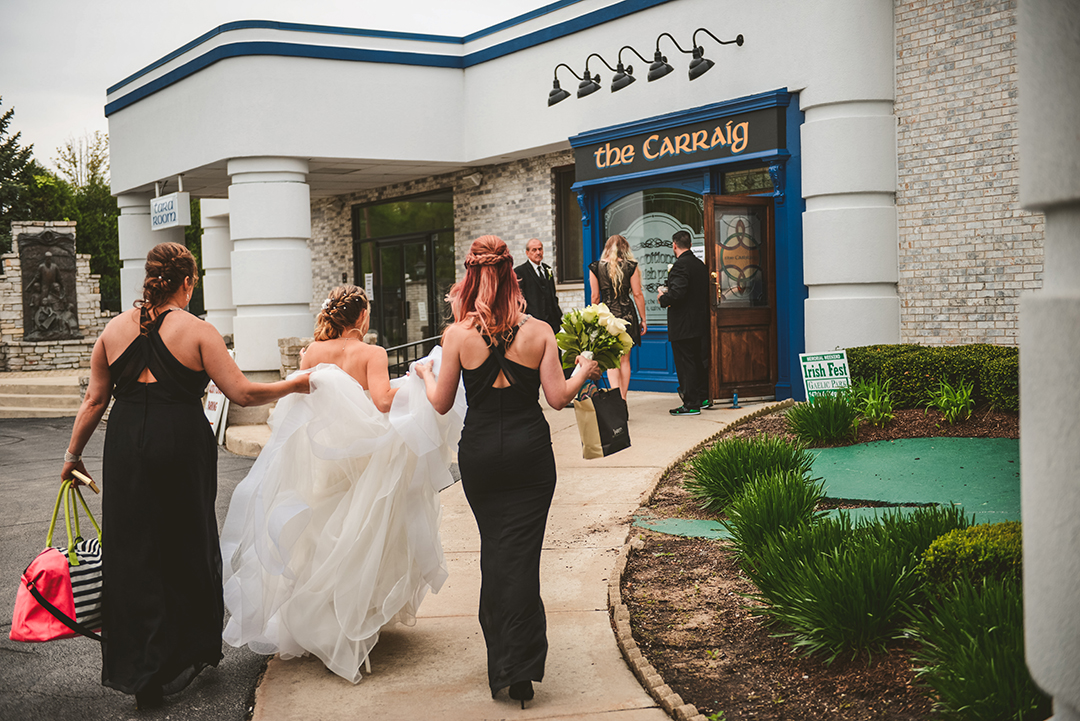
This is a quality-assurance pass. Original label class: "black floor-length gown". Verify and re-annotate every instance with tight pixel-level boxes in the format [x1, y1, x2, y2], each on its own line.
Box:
[457, 321, 554, 697]
[100, 310, 222, 695]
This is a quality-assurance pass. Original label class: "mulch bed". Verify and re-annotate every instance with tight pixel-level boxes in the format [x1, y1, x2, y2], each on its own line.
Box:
[621, 406, 1019, 720]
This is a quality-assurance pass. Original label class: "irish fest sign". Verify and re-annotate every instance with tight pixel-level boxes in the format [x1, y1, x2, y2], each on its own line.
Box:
[574, 106, 785, 183]
[799, 351, 851, 400]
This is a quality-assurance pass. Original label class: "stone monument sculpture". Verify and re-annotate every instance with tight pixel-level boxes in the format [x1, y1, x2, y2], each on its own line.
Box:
[19, 229, 82, 341]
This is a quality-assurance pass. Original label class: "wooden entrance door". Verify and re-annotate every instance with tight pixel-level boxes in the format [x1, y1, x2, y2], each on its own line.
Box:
[705, 195, 777, 400]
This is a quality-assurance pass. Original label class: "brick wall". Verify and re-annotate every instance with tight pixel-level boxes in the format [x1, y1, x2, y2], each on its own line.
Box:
[895, 0, 1043, 345]
[309, 149, 584, 315]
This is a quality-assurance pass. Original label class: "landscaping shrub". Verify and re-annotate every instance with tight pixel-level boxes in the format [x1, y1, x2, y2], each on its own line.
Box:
[722, 470, 825, 561]
[852, 375, 895, 427]
[917, 521, 1023, 590]
[784, 391, 859, 445]
[743, 506, 970, 663]
[906, 577, 1051, 721]
[683, 434, 815, 513]
[845, 344, 1018, 410]
[925, 378, 975, 424]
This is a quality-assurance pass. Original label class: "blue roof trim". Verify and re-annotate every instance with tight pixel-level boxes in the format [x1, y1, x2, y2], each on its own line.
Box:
[106, 0, 676, 115]
[569, 90, 793, 147]
[105, 42, 463, 117]
[107, 20, 462, 96]
[571, 149, 792, 191]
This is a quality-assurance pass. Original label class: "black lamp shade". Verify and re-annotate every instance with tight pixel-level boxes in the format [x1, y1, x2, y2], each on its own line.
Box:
[688, 56, 714, 80]
[577, 75, 601, 98]
[612, 69, 636, 92]
[548, 79, 570, 106]
[648, 52, 673, 81]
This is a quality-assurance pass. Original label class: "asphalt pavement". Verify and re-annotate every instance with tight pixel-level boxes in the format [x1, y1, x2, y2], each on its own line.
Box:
[0, 417, 266, 721]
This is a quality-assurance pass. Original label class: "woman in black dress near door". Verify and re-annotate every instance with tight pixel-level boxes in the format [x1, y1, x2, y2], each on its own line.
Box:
[588, 234, 647, 399]
[60, 242, 308, 709]
[417, 236, 599, 707]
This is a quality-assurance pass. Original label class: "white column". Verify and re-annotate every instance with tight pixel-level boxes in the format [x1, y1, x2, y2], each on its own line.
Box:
[227, 157, 313, 372]
[116, 192, 184, 310]
[1018, 2, 1080, 719]
[801, 101, 900, 352]
[199, 199, 234, 336]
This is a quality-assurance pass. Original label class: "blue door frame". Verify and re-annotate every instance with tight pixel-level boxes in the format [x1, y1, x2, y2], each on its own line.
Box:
[570, 89, 806, 400]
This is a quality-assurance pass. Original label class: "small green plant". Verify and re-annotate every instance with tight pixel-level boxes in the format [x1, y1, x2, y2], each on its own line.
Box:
[852, 375, 895, 427]
[683, 434, 815, 513]
[925, 378, 975, 424]
[706, 712, 726, 721]
[723, 470, 825, 562]
[906, 577, 1051, 720]
[917, 521, 1022, 590]
[784, 391, 860, 445]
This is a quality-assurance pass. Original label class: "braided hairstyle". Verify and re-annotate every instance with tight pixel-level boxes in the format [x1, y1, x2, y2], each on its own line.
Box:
[314, 285, 369, 341]
[446, 235, 525, 342]
[136, 242, 198, 334]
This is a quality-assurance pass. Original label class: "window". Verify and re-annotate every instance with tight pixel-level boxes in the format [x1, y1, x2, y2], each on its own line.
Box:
[554, 166, 583, 283]
[722, 167, 774, 195]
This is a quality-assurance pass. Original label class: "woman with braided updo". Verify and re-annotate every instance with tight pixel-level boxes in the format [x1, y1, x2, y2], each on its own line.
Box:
[416, 235, 600, 708]
[60, 242, 309, 709]
[219, 284, 463, 683]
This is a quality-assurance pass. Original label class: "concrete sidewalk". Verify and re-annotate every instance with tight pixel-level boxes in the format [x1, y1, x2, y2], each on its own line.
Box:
[250, 392, 769, 721]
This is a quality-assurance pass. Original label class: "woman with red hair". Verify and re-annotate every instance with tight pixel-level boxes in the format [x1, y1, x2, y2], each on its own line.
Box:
[417, 235, 599, 708]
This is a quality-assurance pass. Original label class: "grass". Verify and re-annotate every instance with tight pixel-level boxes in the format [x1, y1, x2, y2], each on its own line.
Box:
[784, 391, 860, 445]
[683, 434, 815, 514]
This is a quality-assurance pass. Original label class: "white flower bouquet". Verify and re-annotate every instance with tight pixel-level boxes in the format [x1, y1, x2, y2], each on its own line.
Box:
[556, 303, 633, 373]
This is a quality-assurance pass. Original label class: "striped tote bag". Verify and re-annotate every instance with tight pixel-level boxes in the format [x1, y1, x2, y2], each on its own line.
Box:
[10, 479, 104, 642]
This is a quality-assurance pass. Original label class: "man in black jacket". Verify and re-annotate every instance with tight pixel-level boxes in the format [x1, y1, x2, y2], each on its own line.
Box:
[515, 238, 563, 333]
[658, 230, 710, 416]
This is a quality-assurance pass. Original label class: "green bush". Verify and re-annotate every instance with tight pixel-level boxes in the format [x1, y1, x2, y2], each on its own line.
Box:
[906, 577, 1051, 721]
[742, 506, 970, 663]
[917, 521, 1023, 590]
[926, 378, 975, 424]
[723, 470, 825, 561]
[852, 375, 895, 427]
[784, 391, 860, 445]
[845, 344, 1018, 410]
[683, 434, 815, 514]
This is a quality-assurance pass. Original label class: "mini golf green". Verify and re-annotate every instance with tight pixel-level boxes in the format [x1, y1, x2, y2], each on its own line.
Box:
[633, 436, 1020, 539]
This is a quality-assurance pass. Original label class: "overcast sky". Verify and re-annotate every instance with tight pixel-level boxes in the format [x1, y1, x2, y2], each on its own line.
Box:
[0, 0, 548, 173]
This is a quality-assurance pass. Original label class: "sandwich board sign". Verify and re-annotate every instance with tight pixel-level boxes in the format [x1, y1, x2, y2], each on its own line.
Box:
[799, 350, 851, 400]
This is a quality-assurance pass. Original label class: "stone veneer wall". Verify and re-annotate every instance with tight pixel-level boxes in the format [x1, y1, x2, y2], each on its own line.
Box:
[894, 0, 1043, 345]
[309, 149, 584, 318]
[0, 221, 108, 371]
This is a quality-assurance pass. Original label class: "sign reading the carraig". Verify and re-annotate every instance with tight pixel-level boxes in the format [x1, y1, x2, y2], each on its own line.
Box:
[150, 192, 191, 231]
[574, 106, 784, 182]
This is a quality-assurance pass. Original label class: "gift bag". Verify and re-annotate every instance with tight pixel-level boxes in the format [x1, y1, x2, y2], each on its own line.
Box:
[574, 388, 631, 459]
[10, 480, 103, 642]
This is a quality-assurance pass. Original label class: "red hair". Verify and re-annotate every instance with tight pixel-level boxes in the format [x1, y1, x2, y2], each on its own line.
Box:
[447, 235, 525, 341]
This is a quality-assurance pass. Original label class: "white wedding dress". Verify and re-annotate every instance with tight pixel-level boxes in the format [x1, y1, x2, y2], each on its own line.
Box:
[219, 349, 466, 683]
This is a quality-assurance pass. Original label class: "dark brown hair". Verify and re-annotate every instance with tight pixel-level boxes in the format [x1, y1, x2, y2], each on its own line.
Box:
[314, 285, 369, 341]
[136, 242, 198, 334]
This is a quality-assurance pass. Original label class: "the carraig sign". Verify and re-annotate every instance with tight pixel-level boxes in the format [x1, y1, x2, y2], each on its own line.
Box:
[150, 192, 191, 230]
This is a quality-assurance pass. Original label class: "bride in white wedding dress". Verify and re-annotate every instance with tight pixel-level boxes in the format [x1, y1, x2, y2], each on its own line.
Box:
[219, 286, 465, 683]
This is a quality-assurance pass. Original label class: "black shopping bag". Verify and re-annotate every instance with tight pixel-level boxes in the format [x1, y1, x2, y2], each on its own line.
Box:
[573, 388, 631, 459]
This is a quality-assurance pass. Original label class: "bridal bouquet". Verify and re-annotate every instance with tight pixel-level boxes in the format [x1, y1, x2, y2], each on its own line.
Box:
[556, 303, 634, 373]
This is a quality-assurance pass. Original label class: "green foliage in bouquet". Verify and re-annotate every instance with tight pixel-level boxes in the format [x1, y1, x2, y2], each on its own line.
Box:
[556, 303, 633, 372]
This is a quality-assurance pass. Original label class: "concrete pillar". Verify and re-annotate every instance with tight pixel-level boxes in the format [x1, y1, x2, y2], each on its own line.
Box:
[116, 192, 184, 310]
[801, 100, 900, 353]
[1018, 2, 1080, 719]
[226, 157, 313, 372]
[199, 199, 234, 336]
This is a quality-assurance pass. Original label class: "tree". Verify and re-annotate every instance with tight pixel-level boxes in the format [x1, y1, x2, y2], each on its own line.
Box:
[0, 97, 36, 253]
[55, 131, 109, 188]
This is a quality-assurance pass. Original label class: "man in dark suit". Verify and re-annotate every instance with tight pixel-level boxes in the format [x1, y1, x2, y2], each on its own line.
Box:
[515, 238, 563, 333]
[658, 230, 710, 416]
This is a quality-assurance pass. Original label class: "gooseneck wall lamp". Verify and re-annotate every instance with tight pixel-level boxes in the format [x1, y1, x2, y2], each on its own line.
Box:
[547, 27, 744, 106]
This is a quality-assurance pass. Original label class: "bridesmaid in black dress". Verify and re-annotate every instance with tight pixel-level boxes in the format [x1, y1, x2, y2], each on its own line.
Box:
[61, 242, 309, 709]
[588, 234, 647, 400]
[417, 235, 599, 708]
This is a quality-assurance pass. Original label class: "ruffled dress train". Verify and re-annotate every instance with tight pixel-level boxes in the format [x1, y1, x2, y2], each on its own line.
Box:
[219, 352, 465, 683]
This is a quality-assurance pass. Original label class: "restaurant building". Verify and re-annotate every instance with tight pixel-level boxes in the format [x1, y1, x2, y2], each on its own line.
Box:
[105, 0, 1043, 400]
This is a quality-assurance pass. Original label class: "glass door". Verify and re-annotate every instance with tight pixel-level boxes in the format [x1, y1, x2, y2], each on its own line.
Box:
[374, 237, 432, 348]
[705, 195, 777, 399]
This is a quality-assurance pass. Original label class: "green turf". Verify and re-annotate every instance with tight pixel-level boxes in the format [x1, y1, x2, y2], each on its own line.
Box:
[632, 437, 1020, 539]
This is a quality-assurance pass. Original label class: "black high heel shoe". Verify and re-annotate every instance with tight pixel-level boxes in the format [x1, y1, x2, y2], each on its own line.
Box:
[135, 685, 163, 710]
[508, 680, 534, 709]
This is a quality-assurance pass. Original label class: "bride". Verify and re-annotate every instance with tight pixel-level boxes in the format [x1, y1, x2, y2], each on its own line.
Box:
[219, 285, 464, 683]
